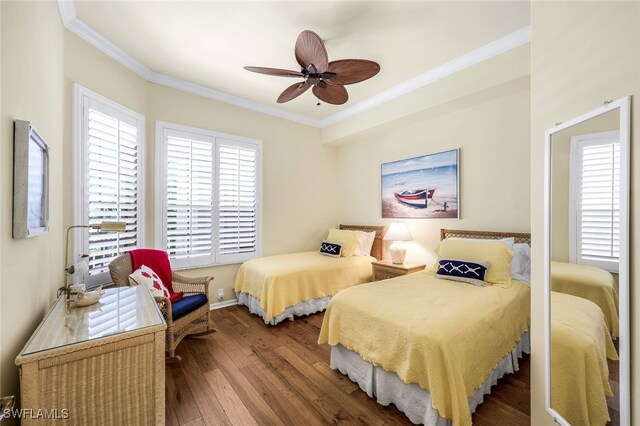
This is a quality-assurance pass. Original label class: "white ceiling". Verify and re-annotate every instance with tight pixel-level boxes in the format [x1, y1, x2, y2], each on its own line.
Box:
[72, 1, 530, 122]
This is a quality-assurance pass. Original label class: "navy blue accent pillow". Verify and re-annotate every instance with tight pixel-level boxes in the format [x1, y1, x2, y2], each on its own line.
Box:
[320, 241, 342, 258]
[436, 258, 489, 287]
[172, 293, 208, 320]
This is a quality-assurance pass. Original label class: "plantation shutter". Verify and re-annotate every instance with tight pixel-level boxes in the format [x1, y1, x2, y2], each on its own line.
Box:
[216, 140, 260, 263]
[157, 122, 261, 268]
[81, 93, 144, 288]
[571, 132, 620, 272]
[164, 131, 215, 268]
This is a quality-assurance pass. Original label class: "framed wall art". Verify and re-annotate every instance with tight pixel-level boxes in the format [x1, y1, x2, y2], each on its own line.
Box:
[381, 148, 459, 219]
[13, 120, 50, 239]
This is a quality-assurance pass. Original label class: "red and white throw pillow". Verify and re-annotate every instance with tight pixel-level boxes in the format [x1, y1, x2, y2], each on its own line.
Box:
[129, 265, 170, 299]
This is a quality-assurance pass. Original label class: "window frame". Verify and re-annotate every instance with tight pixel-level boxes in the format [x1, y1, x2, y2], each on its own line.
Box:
[568, 130, 620, 273]
[73, 84, 146, 287]
[155, 121, 263, 269]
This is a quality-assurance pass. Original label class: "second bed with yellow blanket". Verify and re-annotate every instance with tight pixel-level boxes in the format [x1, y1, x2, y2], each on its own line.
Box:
[318, 271, 530, 426]
[234, 251, 374, 324]
[551, 261, 619, 336]
[551, 291, 618, 426]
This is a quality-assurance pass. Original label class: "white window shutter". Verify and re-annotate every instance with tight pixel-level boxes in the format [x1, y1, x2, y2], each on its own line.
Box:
[86, 107, 142, 286]
[75, 85, 144, 288]
[164, 132, 215, 268]
[570, 131, 620, 272]
[156, 122, 261, 268]
[216, 140, 260, 263]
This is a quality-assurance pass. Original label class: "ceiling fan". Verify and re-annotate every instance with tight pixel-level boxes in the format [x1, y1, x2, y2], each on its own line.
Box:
[244, 30, 380, 105]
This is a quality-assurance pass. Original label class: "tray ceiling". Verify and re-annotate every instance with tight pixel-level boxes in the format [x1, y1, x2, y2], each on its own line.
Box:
[72, 1, 530, 124]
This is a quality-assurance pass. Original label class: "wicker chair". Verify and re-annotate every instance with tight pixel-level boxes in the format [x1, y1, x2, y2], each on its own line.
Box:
[108, 253, 216, 360]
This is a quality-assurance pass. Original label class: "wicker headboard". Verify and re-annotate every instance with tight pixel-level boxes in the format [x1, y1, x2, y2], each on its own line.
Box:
[440, 229, 531, 245]
[339, 224, 386, 260]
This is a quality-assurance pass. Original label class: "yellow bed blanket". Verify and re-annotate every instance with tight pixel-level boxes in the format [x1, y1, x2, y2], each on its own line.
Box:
[318, 272, 530, 426]
[551, 261, 619, 336]
[233, 251, 374, 322]
[551, 292, 618, 426]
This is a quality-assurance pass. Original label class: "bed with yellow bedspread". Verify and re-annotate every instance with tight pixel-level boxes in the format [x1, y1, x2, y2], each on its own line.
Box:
[318, 271, 530, 426]
[234, 251, 375, 324]
[551, 261, 619, 336]
[551, 291, 618, 426]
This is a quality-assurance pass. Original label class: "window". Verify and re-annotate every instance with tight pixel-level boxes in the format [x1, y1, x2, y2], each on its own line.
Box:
[569, 130, 620, 273]
[156, 122, 262, 269]
[74, 84, 145, 287]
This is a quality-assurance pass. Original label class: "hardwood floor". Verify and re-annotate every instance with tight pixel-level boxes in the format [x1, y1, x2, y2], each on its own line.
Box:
[166, 306, 531, 425]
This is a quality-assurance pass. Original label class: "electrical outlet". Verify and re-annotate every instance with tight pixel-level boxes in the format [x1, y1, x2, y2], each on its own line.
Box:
[217, 288, 224, 301]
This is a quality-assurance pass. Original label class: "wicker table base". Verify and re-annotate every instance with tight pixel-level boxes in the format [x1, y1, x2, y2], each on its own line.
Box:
[15, 287, 166, 425]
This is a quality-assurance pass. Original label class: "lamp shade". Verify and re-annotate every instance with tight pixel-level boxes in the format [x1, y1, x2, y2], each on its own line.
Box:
[92, 221, 127, 232]
[383, 222, 413, 241]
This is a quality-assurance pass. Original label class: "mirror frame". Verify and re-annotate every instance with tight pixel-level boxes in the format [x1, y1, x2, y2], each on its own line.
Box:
[544, 95, 630, 425]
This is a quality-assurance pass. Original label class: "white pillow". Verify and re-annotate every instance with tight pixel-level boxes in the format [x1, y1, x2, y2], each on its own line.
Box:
[355, 231, 376, 256]
[512, 265, 530, 286]
[129, 265, 171, 299]
[511, 243, 531, 286]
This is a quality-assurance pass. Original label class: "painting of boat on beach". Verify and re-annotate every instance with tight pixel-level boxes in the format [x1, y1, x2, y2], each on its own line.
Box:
[381, 149, 459, 219]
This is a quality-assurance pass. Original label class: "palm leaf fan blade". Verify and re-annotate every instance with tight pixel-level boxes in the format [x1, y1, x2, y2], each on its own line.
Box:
[277, 82, 311, 103]
[326, 60, 380, 85]
[244, 66, 304, 78]
[312, 83, 348, 105]
[294, 30, 328, 73]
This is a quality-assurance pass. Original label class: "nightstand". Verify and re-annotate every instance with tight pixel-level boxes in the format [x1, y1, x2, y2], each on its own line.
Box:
[371, 260, 426, 281]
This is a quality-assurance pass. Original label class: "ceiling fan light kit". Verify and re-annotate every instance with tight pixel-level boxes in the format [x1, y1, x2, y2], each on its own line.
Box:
[244, 30, 380, 105]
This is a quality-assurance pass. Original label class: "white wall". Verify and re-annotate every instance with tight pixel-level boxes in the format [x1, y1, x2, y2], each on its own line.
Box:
[334, 56, 531, 264]
[322, 45, 530, 145]
[530, 2, 640, 424]
[0, 0, 65, 414]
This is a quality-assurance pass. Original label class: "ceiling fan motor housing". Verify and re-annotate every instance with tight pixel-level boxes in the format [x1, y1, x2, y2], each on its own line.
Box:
[303, 70, 336, 85]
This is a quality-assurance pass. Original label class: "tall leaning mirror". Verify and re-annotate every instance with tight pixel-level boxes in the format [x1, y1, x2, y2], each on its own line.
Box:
[544, 96, 630, 426]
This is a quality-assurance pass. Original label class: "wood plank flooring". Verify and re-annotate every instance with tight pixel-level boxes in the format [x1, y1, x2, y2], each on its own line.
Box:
[166, 306, 531, 425]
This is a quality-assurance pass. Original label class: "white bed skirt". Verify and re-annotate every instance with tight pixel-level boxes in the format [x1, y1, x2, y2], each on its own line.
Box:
[330, 330, 531, 425]
[236, 291, 332, 325]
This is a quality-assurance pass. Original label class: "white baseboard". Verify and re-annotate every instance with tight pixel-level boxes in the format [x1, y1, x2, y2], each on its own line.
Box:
[209, 299, 238, 310]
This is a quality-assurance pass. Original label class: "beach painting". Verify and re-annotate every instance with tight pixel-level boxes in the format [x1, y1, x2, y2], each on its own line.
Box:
[381, 149, 459, 219]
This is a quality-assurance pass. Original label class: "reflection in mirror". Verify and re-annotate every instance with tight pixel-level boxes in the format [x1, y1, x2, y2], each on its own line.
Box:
[547, 100, 629, 426]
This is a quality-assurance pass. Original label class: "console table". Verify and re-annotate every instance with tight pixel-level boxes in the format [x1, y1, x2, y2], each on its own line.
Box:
[15, 286, 166, 425]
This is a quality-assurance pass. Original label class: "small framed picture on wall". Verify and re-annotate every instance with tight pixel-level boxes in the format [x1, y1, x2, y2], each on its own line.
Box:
[13, 120, 50, 239]
[381, 148, 459, 219]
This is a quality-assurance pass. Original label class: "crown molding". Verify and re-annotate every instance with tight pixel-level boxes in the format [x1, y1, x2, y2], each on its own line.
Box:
[146, 71, 321, 127]
[57, 0, 322, 128]
[320, 26, 531, 127]
[66, 14, 155, 81]
[57, 0, 529, 129]
[57, 0, 76, 26]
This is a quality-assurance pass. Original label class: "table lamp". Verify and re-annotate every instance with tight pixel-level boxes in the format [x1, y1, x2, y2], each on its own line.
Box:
[59, 221, 126, 300]
[383, 222, 413, 264]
